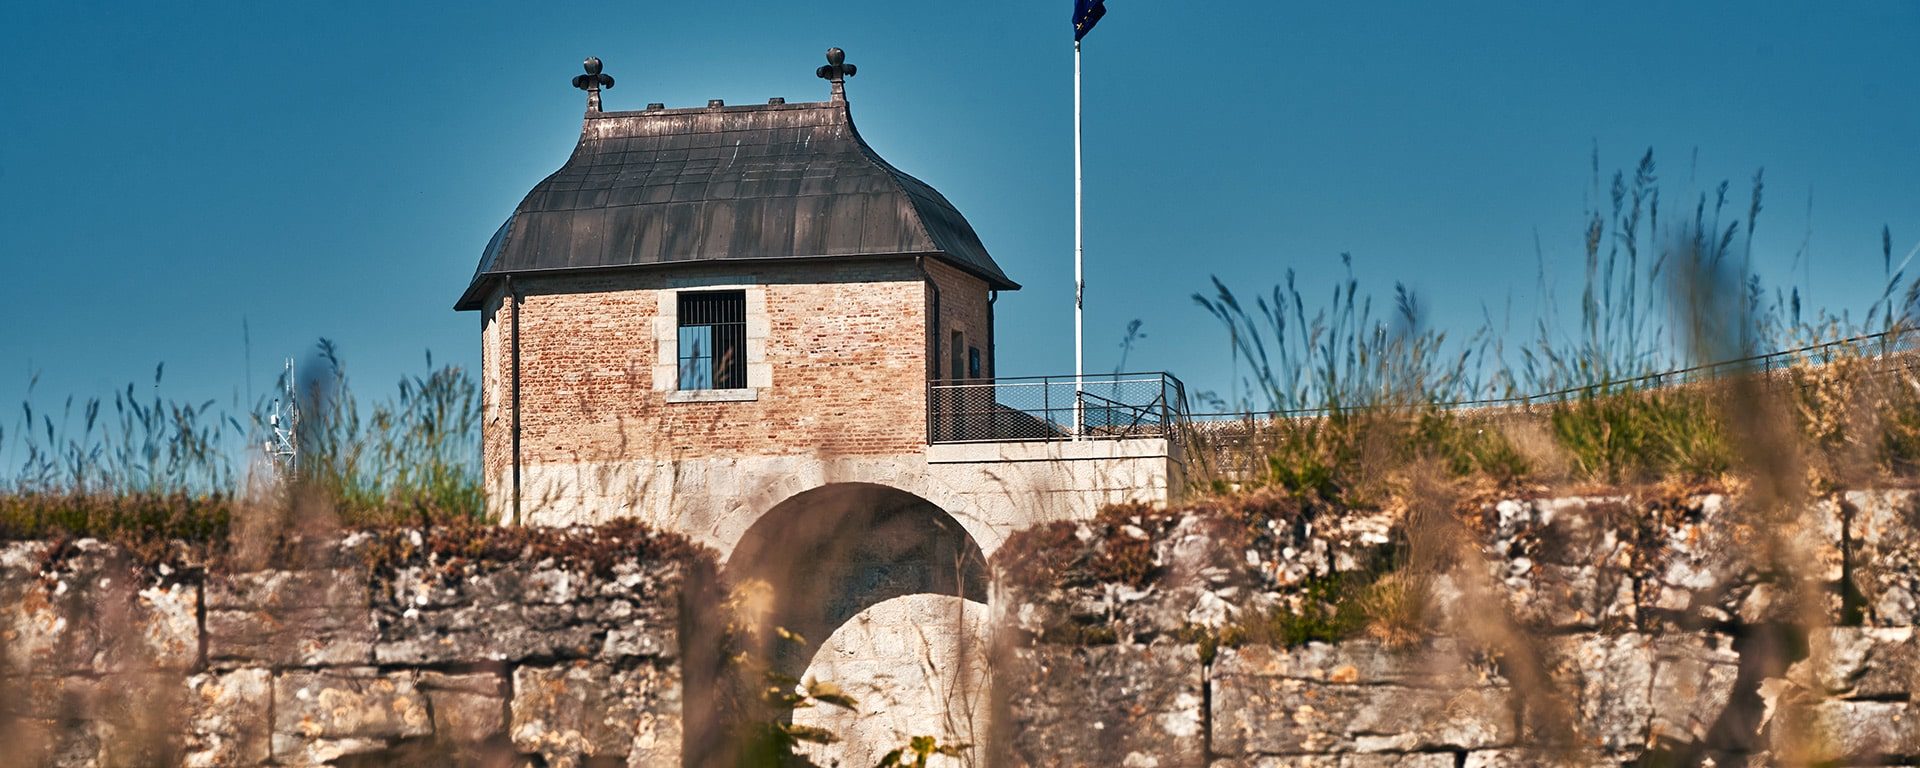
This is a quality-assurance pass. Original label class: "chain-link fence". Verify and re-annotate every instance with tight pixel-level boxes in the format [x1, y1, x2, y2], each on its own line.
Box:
[927, 373, 1189, 444]
[1185, 328, 1920, 422]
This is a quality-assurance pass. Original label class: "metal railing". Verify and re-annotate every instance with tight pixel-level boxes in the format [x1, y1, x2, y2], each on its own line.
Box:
[927, 372, 1190, 444]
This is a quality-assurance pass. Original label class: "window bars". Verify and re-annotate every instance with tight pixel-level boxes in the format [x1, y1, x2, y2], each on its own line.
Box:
[677, 290, 747, 390]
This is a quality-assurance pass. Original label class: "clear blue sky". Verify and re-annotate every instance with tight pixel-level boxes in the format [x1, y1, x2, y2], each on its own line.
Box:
[3, 2, 1917, 418]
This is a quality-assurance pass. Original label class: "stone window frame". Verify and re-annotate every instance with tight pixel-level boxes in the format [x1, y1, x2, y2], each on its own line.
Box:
[653, 280, 769, 402]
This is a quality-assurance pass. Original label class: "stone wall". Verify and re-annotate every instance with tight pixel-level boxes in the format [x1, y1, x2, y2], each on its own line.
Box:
[16, 490, 1917, 766]
[994, 490, 1920, 767]
[500, 440, 1184, 563]
[0, 526, 703, 768]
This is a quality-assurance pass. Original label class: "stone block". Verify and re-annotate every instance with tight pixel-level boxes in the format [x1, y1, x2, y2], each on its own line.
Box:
[2, 716, 105, 768]
[1631, 494, 1829, 625]
[206, 569, 375, 668]
[510, 661, 681, 767]
[1767, 698, 1920, 764]
[1485, 498, 1637, 630]
[1, 675, 103, 722]
[1805, 495, 1852, 584]
[1003, 644, 1206, 768]
[184, 668, 272, 767]
[374, 562, 676, 665]
[1845, 490, 1920, 626]
[0, 672, 190, 766]
[1787, 627, 1916, 699]
[1461, 751, 1555, 767]
[0, 541, 64, 675]
[272, 668, 432, 766]
[126, 581, 200, 671]
[1542, 634, 1653, 756]
[1, 579, 84, 675]
[1210, 644, 1514, 757]
[1504, 562, 1635, 631]
[419, 671, 508, 745]
[1212, 755, 1457, 767]
[0, 540, 197, 675]
[1648, 633, 1740, 748]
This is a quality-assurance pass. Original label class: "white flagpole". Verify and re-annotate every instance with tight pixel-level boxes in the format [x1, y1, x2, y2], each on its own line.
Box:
[1073, 38, 1085, 438]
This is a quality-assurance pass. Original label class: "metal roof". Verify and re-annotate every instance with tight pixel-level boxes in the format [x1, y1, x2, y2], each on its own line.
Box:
[455, 91, 1018, 310]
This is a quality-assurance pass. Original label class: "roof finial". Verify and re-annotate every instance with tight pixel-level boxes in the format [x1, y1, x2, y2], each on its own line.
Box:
[815, 47, 856, 101]
[572, 57, 615, 113]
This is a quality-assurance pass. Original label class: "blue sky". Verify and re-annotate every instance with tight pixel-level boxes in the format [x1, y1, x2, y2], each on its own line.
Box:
[3, 1, 1917, 420]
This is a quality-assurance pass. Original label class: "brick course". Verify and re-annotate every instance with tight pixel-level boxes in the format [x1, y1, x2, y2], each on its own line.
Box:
[478, 258, 995, 517]
[926, 258, 994, 380]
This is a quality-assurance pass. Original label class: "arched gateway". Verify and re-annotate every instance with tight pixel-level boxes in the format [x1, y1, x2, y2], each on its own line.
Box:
[728, 483, 988, 675]
[457, 50, 1187, 764]
[731, 483, 993, 766]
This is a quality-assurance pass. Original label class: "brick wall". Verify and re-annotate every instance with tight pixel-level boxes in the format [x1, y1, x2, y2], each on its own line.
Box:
[479, 258, 997, 516]
[925, 258, 994, 380]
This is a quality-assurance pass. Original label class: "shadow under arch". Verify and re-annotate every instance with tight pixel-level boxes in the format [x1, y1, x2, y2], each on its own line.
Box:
[726, 482, 990, 676]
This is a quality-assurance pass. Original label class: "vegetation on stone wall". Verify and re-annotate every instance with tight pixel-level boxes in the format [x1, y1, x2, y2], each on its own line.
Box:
[985, 153, 1920, 765]
[0, 519, 714, 767]
[1190, 150, 1920, 504]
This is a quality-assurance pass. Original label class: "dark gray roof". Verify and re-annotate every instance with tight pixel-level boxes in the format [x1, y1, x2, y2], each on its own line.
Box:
[455, 95, 1018, 310]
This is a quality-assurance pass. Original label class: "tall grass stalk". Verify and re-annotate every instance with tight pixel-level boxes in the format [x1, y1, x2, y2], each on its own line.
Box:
[292, 341, 484, 523]
[3, 365, 241, 496]
[1191, 149, 1920, 496]
[1, 339, 485, 545]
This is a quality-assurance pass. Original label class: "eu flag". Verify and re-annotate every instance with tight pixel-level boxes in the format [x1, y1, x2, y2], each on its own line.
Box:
[1073, 0, 1107, 42]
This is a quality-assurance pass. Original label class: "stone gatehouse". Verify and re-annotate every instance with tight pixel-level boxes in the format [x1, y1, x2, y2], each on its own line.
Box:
[454, 49, 1188, 762]
[455, 49, 1187, 566]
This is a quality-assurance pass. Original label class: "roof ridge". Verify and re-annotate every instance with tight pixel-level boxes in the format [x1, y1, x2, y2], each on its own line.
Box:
[587, 99, 836, 120]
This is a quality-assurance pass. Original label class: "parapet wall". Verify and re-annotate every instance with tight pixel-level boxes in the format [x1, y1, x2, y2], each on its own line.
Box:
[511, 439, 1181, 562]
[994, 490, 1920, 767]
[0, 525, 704, 767]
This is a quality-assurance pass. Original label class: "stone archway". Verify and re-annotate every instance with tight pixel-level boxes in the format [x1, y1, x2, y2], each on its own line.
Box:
[727, 483, 988, 674]
[725, 482, 991, 766]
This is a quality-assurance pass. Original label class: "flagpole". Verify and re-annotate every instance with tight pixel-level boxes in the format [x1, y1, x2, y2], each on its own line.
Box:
[1072, 38, 1085, 439]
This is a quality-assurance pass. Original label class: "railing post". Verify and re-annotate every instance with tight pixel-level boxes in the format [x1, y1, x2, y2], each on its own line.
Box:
[1079, 376, 1089, 438]
[1042, 377, 1052, 441]
[1163, 375, 1172, 437]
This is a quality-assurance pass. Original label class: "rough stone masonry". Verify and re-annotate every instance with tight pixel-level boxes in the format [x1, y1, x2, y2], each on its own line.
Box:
[993, 489, 1920, 767]
[0, 524, 700, 767]
[8, 489, 1920, 766]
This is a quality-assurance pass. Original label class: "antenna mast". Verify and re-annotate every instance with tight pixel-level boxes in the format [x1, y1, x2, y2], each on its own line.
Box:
[265, 357, 299, 475]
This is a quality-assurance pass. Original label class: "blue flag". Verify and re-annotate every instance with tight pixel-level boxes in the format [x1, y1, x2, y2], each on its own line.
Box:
[1073, 0, 1106, 42]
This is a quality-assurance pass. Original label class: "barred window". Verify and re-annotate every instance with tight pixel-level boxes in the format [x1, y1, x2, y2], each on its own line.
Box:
[677, 290, 746, 390]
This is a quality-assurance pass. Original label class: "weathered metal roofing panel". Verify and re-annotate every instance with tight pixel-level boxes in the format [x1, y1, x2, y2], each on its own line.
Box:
[455, 96, 1017, 310]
